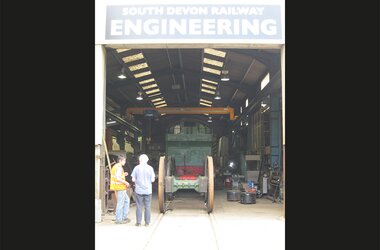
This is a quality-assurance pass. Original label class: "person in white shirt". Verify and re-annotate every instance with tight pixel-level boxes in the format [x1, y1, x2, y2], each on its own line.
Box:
[131, 154, 155, 226]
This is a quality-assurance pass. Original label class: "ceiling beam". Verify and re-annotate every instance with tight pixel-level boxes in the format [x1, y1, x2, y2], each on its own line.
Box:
[178, 49, 188, 104]
[106, 96, 120, 110]
[229, 57, 257, 104]
[166, 49, 181, 105]
[109, 67, 250, 93]
[198, 49, 206, 105]
[106, 110, 142, 134]
[110, 50, 135, 79]
[126, 107, 236, 120]
[110, 49, 156, 106]
[228, 49, 280, 72]
[232, 71, 281, 128]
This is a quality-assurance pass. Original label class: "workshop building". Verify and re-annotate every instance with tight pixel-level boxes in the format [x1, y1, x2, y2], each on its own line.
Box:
[95, 1, 285, 249]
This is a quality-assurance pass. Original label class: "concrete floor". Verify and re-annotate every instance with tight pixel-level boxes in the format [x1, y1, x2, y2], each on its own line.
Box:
[96, 189, 285, 250]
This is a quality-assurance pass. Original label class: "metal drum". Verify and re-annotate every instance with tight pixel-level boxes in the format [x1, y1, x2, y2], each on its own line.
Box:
[240, 192, 256, 204]
[227, 189, 241, 201]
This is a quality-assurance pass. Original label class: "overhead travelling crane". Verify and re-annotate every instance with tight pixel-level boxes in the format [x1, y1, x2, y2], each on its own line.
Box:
[126, 107, 236, 120]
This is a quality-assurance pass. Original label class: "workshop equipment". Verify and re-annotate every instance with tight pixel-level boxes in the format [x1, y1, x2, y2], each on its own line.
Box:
[240, 191, 256, 204]
[232, 175, 241, 189]
[224, 176, 232, 189]
[227, 189, 241, 201]
[269, 174, 282, 203]
[262, 175, 268, 194]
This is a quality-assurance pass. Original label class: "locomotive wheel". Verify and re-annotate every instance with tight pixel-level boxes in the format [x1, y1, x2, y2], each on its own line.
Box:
[158, 156, 166, 213]
[206, 156, 214, 213]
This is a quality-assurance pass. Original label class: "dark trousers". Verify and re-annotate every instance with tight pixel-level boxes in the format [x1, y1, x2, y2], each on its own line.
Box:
[135, 193, 152, 224]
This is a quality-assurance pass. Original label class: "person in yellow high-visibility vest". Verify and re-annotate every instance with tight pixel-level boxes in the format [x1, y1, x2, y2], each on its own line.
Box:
[110, 155, 131, 224]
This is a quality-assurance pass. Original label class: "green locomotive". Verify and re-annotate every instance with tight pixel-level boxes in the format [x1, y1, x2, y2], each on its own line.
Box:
[158, 120, 214, 213]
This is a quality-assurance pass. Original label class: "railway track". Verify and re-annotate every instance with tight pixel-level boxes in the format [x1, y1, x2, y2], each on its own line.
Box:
[143, 190, 220, 250]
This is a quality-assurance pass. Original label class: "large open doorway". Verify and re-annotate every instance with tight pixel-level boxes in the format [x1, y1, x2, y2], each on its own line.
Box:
[95, 2, 285, 249]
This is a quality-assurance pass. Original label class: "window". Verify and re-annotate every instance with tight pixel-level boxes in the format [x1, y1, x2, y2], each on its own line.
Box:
[174, 125, 181, 134]
[261, 73, 270, 90]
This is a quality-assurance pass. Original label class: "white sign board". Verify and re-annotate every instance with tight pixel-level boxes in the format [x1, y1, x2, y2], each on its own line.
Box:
[96, 1, 284, 45]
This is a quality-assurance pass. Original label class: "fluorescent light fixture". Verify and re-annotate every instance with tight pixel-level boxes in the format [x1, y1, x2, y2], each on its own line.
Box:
[118, 67, 127, 79]
[204, 48, 226, 58]
[116, 49, 130, 53]
[148, 93, 161, 97]
[154, 101, 166, 105]
[201, 83, 217, 90]
[122, 53, 144, 63]
[106, 121, 117, 125]
[152, 99, 164, 104]
[128, 62, 148, 71]
[221, 70, 229, 81]
[200, 102, 212, 107]
[214, 90, 221, 100]
[145, 88, 160, 94]
[262, 106, 270, 113]
[156, 104, 167, 108]
[201, 88, 216, 95]
[200, 98, 212, 104]
[203, 67, 221, 75]
[203, 58, 224, 67]
[151, 97, 163, 102]
[136, 91, 143, 100]
[142, 83, 158, 90]
[202, 78, 218, 85]
[134, 71, 151, 78]
[139, 78, 155, 85]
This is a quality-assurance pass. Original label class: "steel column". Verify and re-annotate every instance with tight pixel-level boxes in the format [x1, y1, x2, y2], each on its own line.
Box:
[95, 44, 106, 222]
[270, 92, 281, 170]
[281, 45, 285, 216]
